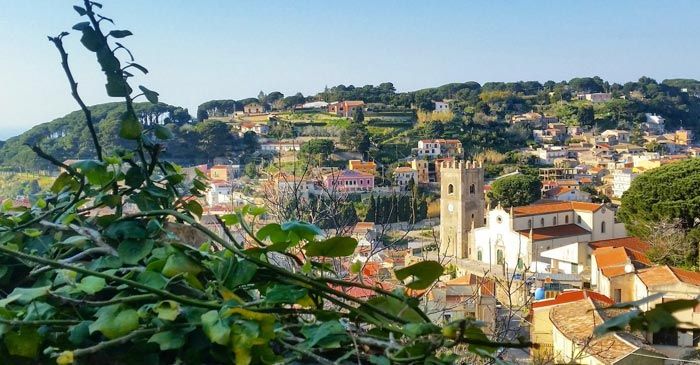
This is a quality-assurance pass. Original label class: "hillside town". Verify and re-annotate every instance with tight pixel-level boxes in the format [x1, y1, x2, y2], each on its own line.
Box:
[128, 95, 698, 363]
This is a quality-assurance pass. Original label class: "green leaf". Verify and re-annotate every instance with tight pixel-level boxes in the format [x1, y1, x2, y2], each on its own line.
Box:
[79, 27, 101, 52]
[369, 355, 391, 365]
[51, 172, 79, 193]
[148, 327, 193, 351]
[305, 237, 358, 257]
[245, 205, 266, 216]
[162, 252, 202, 278]
[221, 214, 239, 226]
[153, 300, 180, 321]
[136, 270, 168, 289]
[139, 85, 159, 104]
[256, 223, 287, 244]
[128, 62, 148, 74]
[229, 260, 257, 288]
[89, 305, 139, 339]
[105, 220, 146, 240]
[72, 21, 91, 31]
[119, 114, 142, 140]
[280, 221, 322, 240]
[109, 30, 133, 38]
[117, 239, 153, 265]
[76, 276, 106, 295]
[68, 321, 91, 345]
[22, 228, 42, 238]
[201, 310, 230, 346]
[154, 125, 173, 140]
[3, 327, 41, 358]
[394, 260, 444, 290]
[186, 200, 203, 218]
[124, 166, 145, 188]
[300, 321, 347, 349]
[73, 5, 87, 15]
[265, 284, 307, 305]
[0, 286, 50, 307]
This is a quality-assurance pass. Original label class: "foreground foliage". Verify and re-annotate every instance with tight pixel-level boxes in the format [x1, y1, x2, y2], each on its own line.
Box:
[0, 2, 518, 364]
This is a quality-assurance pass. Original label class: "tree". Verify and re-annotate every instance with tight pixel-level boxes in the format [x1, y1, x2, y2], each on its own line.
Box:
[244, 161, 258, 178]
[353, 107, 364, 123]
[242, 131, 259, 153]
[299, 138, 334, 160]
[487, 174, 542, 208]
[341, 124, 370, 154]
[425, 120, 445, 137]
[577, 105, 595, 128]
[618, 158, 700, 266]
[193, 119, 235, 159]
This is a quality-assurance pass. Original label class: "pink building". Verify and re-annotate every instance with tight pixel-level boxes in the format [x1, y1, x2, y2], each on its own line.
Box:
[323, 170, 374, 193]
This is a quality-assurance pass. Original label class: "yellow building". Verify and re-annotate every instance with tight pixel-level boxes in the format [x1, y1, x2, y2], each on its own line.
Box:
[410, 159, 430, 184]
[348, 160, 376, 175]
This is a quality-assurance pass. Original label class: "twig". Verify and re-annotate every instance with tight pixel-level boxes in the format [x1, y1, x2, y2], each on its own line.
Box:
[71, 328, 156, 358]
[47, 33, 102, 161]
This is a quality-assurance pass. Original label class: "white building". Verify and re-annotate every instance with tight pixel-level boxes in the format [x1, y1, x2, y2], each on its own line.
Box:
[533, 146, 568, 164]
[415, 139, 463, 158]
[644, 113, 666, 134]
[205, 182, 252, 207]
[471, 201, 626, 273]
[394, 167, 417, 189]
[612, 168, 637, 198]
[600, 129, 631, 145]
[260, 140, 301, 153]
[433, 100, 450, 113]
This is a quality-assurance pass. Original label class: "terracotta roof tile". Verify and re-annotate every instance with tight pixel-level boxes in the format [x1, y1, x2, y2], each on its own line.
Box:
[589, 237, 650, 253]
[512, 201, 603, 217]
[638, 265, 700, 287]
[549, 298, 661, 363]
[670, 267, 700, 286]
[532, 290, 613, 308]
[517, 224, 591, 241]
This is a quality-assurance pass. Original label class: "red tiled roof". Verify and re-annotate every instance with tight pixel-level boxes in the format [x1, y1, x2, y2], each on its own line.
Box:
[512, 201, 603, 217]
[670, 267, 700, 286]
[532, 290, 613, 308]
[517, 224, 591, 241]
[637, 265, 700, 287]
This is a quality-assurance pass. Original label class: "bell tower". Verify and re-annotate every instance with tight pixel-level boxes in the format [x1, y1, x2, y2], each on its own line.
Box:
[439, 160, 485, 259]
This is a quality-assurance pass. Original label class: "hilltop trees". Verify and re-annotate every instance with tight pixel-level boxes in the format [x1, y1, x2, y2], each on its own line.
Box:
[618, 158, 700, 268]
[487, 174, 542, 208]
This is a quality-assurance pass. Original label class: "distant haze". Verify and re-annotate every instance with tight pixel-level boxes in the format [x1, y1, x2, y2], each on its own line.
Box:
[1, 0, 699, 139]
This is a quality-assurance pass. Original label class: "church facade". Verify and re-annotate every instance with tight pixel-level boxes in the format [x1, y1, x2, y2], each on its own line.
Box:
[439, 162, 627, 273]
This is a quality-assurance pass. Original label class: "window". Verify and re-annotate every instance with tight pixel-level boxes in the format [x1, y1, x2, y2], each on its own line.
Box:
[469, 184, 475, 194]
[571, 263, 578, 273]
[496, 216, 502, 224]
[601, 221, 606, 234]
[517, 258, 524, 269]
[477, 250, 483, 261]
[553, 217, 557, 225]
[448, 184, 454, 194]
[565, 215, 569, 224]
[577, 215, 582, 224]
[496, 250, 504, 265]
[528, 219, 532, 228]
[540, 218, 545, 227]
[613, 289, 621, 303]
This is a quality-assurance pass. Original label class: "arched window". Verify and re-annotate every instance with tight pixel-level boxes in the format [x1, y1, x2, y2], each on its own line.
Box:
[601, 221, 606, 233]
[469, 184, 475, 194]
[577, 215, 582, 224]
[540, 218, 545, 227]
[528, 219, 532, 228]
[477, 250, 483, 261]
[497, 249, 504, 265]
[565, 215, 569, 224]
[448, 184, 454, 194]
[517, 257, 524, 269]
[553, 217, 557, 225]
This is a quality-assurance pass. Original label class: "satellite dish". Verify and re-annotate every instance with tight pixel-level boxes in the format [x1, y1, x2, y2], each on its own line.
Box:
[624, 263, 634, 273]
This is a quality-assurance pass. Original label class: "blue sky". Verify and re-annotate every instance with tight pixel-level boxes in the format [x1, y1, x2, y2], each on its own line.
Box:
[1, 0, 699, 139]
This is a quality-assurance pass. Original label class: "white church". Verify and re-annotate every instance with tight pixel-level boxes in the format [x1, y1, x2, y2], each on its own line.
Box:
[439, 161, 627, 274]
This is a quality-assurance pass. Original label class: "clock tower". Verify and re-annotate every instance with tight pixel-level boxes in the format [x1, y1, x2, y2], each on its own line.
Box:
[439, 160, 485, 259]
